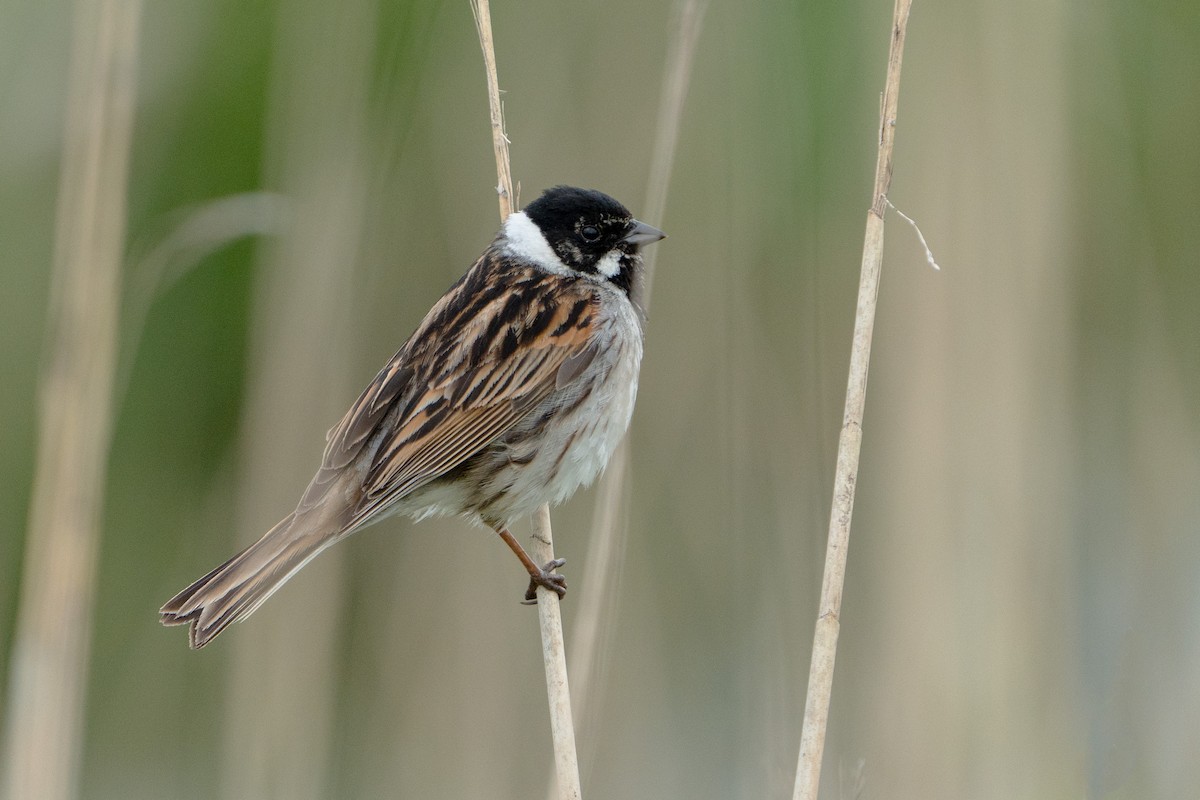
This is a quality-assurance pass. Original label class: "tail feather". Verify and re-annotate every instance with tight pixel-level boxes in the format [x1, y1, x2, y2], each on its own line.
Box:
[160, 513, 334, 648]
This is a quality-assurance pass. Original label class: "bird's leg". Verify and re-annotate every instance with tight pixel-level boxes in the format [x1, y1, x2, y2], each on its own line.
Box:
[494, 526, 567, 604]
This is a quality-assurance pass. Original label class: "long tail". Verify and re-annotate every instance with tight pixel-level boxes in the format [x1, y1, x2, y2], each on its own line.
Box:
[159, 513, 336, 648]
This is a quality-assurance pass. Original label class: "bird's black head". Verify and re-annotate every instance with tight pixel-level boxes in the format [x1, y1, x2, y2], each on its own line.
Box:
[518, 186, 665, 295]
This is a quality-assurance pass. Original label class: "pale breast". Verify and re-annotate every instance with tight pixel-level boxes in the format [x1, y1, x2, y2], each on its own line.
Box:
[471, 293, 644, 526]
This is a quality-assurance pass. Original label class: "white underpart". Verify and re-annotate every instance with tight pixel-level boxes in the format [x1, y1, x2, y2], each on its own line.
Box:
[594, 249, 622, 278]
[482, 294, 643, 524]
[501, 212, 569, 274]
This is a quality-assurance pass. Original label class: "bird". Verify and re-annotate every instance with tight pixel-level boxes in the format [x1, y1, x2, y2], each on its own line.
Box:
[160, 185, 665, 648]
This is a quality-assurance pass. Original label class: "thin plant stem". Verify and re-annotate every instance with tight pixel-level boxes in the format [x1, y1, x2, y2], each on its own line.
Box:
[792, 1, 914, 799]
[470, 2, 581, 798]
[217, 2, 376, 796]
[470, 0, 516, 218]
[530, 505, 583, 800]
[640, 0, 706, 307]
[0, 2, 142, 799]
[550, 4, 705, 795]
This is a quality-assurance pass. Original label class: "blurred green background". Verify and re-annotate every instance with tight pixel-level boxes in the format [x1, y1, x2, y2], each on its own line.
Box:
[3, 0, 1199, 798]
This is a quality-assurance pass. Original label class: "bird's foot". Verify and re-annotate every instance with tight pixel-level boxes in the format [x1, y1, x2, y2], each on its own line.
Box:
[521, 558, 567, 604]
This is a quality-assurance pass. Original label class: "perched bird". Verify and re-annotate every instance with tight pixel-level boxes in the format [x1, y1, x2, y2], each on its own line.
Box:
[160, 186, 665, 648]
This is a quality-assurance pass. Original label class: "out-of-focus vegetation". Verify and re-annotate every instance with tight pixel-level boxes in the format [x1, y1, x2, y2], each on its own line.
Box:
[2, 0, 1199, 798]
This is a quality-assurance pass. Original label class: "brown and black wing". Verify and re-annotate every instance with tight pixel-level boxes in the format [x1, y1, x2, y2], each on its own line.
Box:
[312, 261, 600, 532]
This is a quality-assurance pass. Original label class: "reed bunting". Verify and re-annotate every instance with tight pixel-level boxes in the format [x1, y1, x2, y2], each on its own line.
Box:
[160, 186, 665, 648]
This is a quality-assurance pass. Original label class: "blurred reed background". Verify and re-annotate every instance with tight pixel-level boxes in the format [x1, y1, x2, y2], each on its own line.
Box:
[2, 0, 1199, 798]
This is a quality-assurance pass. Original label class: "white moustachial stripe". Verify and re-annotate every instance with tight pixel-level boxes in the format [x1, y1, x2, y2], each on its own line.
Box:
[594, 250, 622, 279]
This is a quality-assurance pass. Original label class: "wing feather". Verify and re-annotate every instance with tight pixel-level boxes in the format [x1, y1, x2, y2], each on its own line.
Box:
[303, 260, 599, 531]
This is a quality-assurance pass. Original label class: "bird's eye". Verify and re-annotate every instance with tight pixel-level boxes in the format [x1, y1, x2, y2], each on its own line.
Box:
[580, 225, 600, 242]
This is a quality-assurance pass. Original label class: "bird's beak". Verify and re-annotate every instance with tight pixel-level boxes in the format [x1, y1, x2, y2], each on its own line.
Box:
[622, 220, 667, 246]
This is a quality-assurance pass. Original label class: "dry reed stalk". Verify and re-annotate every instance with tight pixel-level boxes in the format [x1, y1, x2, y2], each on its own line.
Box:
[529, 505, 582, 800]
[549, 5, 705, 795]
[216, 3, 377, 797]
[470, 0, 516, 219]
[470, 1, 581, 797]
[639, 0, 706, 306]
[0, 2, 142, 799]
[792, 1, 914, 799]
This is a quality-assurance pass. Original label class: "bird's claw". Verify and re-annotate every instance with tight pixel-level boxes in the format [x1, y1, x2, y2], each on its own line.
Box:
[521, 558, 567, 604]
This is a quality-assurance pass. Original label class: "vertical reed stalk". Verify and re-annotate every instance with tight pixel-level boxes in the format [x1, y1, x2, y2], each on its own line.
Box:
[217, 2, 376, 797]
[470, 1, 581, 797]
[792, 1, 914, 798]
[1, 2, 142, 799]
[471, 0, 516, 218]
[552, 5, 705, 795]
[639, 0, 706, 306]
